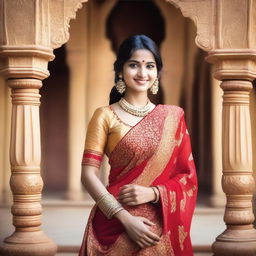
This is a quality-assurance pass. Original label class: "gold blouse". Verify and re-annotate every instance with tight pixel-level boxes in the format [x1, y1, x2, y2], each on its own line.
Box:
[84, 106, 131, 158]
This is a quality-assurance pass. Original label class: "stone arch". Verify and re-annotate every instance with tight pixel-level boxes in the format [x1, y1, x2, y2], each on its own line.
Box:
[50, 0, 214, 53]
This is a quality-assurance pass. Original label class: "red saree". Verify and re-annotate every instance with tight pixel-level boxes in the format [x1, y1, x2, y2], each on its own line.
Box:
[79, 105, 197, 255]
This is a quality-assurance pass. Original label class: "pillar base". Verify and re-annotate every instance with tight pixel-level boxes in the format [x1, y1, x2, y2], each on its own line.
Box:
[0, 231, 57, 256]
[212, 227, 256, 256]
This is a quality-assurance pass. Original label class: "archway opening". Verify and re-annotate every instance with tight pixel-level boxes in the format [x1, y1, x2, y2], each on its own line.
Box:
[106, 0, 165, 105]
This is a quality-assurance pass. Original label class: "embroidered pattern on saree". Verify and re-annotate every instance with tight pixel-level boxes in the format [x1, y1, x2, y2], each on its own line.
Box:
[134, 106, 182, 186]
[169, 191, 177, 213]
[180, 191, 187, 211]
[178, 225, 188, 251]
[82, 203, 175, 255]
[109, 105, 166, 179]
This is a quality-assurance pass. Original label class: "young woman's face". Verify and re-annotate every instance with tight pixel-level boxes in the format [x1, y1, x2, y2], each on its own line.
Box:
[122, 49, 158, 94]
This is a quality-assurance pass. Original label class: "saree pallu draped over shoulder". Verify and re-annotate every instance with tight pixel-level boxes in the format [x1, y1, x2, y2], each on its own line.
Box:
[79, 105, 198, 256]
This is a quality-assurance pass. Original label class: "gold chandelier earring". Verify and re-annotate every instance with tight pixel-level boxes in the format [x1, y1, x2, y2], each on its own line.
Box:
[150, 78, 159, 95]
[115, 74, 126, 94]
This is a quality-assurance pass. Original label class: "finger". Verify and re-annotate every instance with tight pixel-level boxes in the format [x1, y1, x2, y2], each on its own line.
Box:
[120, 197, 135, 204]
[137, 241, 145, 249]
[119, 187, 134, 196]
[141, 217, 155, 226]
[142, 235, 158, 245]
[118, 192, 134, 200]
[140, 238, 152, 247]
[126, 201, 138, 206]
[146, 230, 161, 242]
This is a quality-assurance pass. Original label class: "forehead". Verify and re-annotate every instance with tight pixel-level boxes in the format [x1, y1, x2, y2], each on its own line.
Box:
[129, 49, 155, 62]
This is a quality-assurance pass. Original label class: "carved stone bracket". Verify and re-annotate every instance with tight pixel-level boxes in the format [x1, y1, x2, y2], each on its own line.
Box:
[50, 0, 88, 49]
[166, 0, 215, 51]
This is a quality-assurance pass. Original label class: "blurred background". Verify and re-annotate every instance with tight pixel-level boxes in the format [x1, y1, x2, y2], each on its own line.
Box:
[1, 0, 256, 255]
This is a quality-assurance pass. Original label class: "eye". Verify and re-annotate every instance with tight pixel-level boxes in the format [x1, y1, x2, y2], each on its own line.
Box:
[129, 63, 138, 68]
[147, 64, 156, 69]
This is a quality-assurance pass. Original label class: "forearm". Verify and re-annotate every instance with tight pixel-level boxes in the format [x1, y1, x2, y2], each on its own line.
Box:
[81, 165, 130, 221]
[81, 165, 109, 202]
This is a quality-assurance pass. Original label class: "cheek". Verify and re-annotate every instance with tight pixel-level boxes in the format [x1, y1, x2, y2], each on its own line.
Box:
[150, 70, 158, 79]
[123, 69, 136, 80]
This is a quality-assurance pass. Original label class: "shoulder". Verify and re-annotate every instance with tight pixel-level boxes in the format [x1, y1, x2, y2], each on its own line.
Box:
[90, 106, 112, 124]
[93, 106, 110, 115]
[160, 104, 184, 116]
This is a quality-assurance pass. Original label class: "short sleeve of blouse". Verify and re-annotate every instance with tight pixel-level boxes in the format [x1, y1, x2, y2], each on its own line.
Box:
[82, 107, 109, 168]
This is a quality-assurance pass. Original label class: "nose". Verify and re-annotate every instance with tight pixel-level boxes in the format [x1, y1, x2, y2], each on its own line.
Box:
[137, 66, 147, 78]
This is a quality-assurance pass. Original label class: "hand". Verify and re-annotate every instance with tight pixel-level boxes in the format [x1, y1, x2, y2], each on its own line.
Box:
[115, 211, 161, 248]
[118, 184, 156, 206]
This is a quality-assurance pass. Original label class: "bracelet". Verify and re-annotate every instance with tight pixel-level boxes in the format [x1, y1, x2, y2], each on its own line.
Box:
[151, 186, 159, 203]
[96, 193, 124, 219]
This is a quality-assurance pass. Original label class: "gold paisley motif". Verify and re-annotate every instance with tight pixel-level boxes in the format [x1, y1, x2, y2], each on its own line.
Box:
[179, 176, 187, 185]
[178, 225, 187, 251]
[180, 191, 187, 212]
[187, 189, 193, 197]
[169, 191, 176, 213]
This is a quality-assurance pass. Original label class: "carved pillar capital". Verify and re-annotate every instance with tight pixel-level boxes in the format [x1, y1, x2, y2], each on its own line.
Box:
[0, 46, 54, 80]
[206, 49, 256, 81]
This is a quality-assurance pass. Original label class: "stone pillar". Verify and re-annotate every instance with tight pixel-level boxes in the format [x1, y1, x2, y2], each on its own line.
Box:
[166, 1, 256, 254]
[0, 1, 87, 254]
[206, 50, 256, 256]
[0, 78, 57, 256]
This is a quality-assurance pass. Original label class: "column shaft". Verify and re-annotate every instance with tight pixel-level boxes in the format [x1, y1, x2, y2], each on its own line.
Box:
[212, 80, 256, 256]
[0, 79, 57, 256]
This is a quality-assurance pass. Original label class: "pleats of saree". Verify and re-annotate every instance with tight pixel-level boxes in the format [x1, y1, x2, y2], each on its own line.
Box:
[79, 204, 175, 256]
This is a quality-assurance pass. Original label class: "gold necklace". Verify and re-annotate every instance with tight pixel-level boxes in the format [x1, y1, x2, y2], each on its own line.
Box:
[118, 97, 153, 117]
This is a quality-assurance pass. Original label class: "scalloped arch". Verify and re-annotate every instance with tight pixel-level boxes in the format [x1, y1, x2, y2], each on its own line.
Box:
[51, 0, 214, 52]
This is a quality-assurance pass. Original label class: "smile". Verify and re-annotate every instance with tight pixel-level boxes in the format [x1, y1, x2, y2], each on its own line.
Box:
[134, 79, 149, 85]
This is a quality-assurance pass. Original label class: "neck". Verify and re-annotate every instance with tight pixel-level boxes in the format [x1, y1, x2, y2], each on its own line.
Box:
[123, 91, 148, 107]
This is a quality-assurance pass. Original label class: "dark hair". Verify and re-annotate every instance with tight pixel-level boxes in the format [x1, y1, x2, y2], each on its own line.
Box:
[109, 35, 163, 105]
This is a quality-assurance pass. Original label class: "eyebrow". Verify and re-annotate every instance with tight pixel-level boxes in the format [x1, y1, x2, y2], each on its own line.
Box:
[127, 60, 156, 64]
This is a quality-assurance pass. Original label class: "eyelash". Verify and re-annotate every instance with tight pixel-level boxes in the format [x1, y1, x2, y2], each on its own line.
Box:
[128, 63, 155, 69]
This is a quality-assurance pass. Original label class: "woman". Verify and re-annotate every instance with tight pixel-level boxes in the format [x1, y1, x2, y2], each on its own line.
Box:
[79, 35, 197, 255]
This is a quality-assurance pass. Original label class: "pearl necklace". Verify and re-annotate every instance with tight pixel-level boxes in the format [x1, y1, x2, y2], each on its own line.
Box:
[118, 98, 153, 117]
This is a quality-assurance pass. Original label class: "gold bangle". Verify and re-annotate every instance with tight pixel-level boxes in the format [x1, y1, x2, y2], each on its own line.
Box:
[96, 193, 124, 219]
[151, 186, 159, 203]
